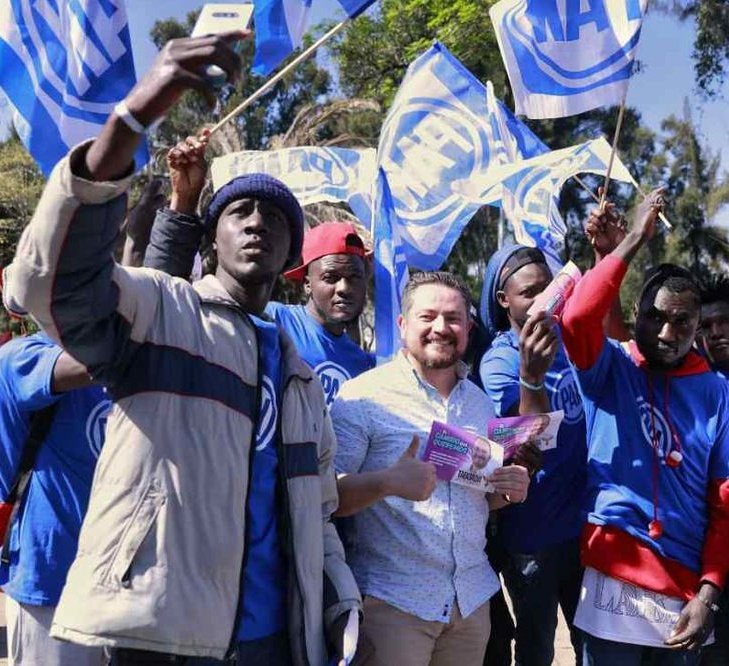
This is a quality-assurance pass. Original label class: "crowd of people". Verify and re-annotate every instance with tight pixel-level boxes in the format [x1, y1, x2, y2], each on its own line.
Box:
[0, 31, 728, 666]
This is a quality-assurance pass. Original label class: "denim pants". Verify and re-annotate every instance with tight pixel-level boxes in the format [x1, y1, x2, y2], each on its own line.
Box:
[582, 632, 702, 666]
[502, 537, 584, 666]
[108, 632, 292, 666]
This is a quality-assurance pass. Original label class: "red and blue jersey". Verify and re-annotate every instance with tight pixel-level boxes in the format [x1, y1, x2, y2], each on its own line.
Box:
[562, 256, 729, 599]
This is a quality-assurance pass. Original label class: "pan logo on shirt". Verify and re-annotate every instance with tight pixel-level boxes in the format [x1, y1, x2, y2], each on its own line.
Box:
[256, 376, 278, 451]
[637, 398, 671, 458]
[315, 362, 352, 407]
[550, 372, 584, 425]
[85, 398, 113, 458]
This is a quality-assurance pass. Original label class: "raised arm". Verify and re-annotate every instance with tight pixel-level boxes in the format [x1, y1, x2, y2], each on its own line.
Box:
[562, 188, 665, 370]
[143, 134, 209, 278]
[585, 191, 630, 342]
[2, 33, 247, 384]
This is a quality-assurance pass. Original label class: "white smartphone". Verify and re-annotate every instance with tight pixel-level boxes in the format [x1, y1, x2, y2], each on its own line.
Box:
[191, 3, 254, 86]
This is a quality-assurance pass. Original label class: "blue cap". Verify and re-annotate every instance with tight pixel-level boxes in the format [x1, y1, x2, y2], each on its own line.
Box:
[204, 173, 304, 270]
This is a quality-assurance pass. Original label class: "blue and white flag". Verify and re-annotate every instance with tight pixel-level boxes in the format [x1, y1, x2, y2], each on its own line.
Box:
[252, 0, 376, 76]
[485, 80, 564, 264]
[0, 0, 147, 176]
[490, 0, 647, 119]
[211, 146, 376, 228]
[373, 169, 409, 364]
[462, 137, 637, 250]
[378, 41, 509, 271]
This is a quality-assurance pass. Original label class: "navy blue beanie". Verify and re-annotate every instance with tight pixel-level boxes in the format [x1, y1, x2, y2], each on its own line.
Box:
[204, 173, 304, 270]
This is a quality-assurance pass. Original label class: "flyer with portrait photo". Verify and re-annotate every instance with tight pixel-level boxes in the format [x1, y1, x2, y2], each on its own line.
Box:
[487, 410, 565, 460]
[421, 421, 504, 492]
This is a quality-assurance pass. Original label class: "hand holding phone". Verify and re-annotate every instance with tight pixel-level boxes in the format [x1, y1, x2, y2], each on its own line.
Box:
[191, 4, 254, 87]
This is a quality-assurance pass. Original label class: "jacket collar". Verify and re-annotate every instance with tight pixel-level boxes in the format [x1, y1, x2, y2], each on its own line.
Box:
[625, 340, 710, 377]
[192, 275, 313, 384]
[193, 274, 246, 308]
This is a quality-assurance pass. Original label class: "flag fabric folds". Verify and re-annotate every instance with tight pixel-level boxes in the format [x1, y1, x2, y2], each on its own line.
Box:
[211, 146, 376, 227]
[490, 0, 647, 119]
[461, 137, 636, 253]
[252, 0, 376, 76]
[373, 169, 409, 365]
[0, 0, 147, 176]
[484, 79, 566, 264]
[377, 41, 506, 272]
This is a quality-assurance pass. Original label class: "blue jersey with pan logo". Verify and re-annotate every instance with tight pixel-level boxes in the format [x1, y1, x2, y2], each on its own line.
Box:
[0, 333, 110, 605]
[480, 329, 587, 553]
[266, 303, 374, 406]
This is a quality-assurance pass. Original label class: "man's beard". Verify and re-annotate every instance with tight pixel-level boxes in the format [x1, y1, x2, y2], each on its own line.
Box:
[409, 339, 461, 369]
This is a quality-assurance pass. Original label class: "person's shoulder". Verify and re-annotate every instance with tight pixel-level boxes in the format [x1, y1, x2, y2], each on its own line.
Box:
[483, 330, 519, 358]
[480, 331, 519, 375]
[0, 333, 60, 370]
[462, 375, 494, 402]
[336, 359, 392, 398]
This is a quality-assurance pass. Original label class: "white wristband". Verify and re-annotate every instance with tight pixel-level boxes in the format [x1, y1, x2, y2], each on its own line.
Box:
[114, 100, 147, 134]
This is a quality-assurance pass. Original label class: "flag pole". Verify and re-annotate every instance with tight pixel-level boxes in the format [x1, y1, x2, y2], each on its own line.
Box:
[572, 173, 672, 229]
[209, 18, 350, 137]
[598, 94, 627, 211]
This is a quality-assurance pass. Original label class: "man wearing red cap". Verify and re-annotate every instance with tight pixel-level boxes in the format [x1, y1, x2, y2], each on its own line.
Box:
[144, 136, 374, 407]
[269, 221, 374, 406]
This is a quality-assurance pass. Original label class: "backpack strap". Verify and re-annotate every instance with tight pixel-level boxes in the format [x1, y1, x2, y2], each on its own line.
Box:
[0, 402, 59, 564]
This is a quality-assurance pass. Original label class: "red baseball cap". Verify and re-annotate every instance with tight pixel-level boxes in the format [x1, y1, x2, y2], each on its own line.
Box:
[284, 222, 368, 281]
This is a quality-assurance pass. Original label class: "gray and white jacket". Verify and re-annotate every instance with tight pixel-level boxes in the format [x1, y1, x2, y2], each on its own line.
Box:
[2, 142, 361, 662]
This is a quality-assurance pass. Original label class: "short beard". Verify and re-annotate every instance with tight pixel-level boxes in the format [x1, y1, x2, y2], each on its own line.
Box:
[410, 347, 461, 370]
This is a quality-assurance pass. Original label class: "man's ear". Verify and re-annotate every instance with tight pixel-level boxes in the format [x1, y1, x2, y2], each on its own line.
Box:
[397, 313, 406, 339]
[303, 273, 312, 297]
[496, 290, 508, 309]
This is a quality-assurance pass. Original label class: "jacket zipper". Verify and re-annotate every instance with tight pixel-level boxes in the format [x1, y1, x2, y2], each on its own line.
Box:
[226, 316, 262, 657]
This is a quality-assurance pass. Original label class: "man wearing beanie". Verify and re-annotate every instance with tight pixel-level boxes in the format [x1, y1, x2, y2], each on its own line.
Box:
[144, 135, 374, 408]
[2, 35, 360, 666]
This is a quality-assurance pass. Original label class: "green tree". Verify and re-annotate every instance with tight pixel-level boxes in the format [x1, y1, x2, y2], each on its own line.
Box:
[0, 132, 45, 269]
[655, 1, 729, 99]
[655, 104, 729, 276]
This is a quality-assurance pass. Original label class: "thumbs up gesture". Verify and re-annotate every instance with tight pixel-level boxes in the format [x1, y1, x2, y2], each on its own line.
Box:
[383, 435, 438, 502]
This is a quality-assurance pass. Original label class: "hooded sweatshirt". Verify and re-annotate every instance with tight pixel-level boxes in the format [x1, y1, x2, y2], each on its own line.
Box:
[561, 256, 729, 600]
[478, 245, 587, 553]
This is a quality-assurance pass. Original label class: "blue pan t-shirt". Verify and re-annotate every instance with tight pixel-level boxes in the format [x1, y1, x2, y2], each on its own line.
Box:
[237, 316, 287, 642]
[266, 303, 374, 406]
[480, 329, 587, 553]
[0, 333, 110, 605]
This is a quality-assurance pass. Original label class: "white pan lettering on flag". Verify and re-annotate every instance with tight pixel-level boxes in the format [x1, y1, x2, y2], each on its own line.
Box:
[211, 146, 376, 227]
[490, 0, 647, 119]
[252, 0, 376, 76]
[0, 0, 148, 176]
[377, 42, 513, 271]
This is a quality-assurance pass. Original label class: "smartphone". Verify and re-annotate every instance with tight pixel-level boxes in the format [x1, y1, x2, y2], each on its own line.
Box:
[191, 3, 254, 87]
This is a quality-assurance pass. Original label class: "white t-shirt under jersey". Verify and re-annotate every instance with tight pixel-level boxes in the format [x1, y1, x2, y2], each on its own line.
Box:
[575, 568, 714, 648]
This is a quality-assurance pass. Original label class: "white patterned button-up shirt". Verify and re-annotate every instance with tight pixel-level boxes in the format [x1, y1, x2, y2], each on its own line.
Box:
[331, 351, 500, 622]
